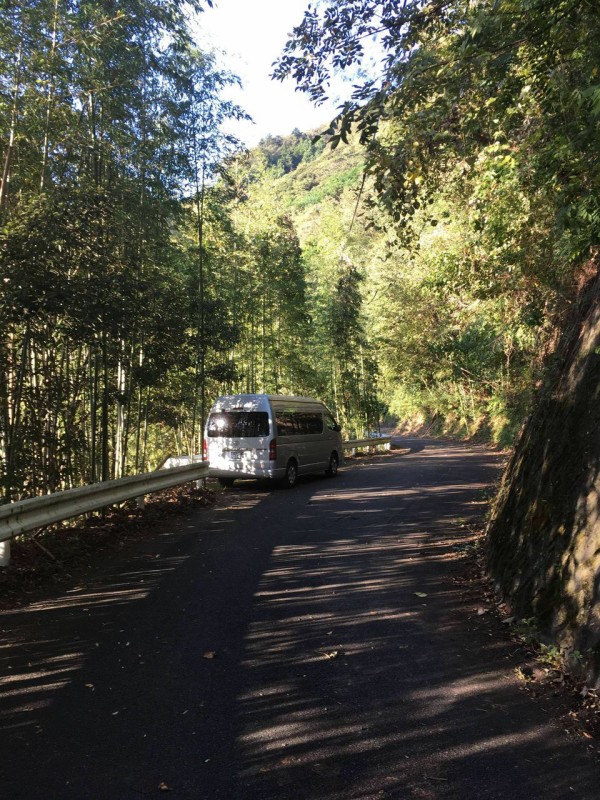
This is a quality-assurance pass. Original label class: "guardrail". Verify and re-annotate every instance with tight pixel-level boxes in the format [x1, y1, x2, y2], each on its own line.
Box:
[161, 439, 393, 471]
[0, 462, 209, 567]
[0, 438, 394, 568]
[344, 436, 392, 452]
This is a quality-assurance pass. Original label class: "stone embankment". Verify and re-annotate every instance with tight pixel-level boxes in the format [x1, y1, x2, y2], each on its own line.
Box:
[488, 264, 600, 683]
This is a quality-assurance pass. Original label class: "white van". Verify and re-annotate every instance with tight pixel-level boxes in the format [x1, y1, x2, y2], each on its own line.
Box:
[203, 394, 343, 488]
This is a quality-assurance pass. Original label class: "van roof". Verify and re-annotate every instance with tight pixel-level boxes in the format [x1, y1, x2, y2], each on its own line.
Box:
[209, 394, 326, 410]
[267, 394, 323, 403]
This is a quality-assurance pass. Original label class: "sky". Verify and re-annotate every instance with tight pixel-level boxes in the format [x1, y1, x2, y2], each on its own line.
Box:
[193, 0, 347, 147]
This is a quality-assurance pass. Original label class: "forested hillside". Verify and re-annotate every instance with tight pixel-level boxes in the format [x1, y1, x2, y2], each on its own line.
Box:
[0, 2, 376, 504]
[2, 0, 599, 529]
[275, 0, 600, 449]
[215, 132, 382, 437]
[0, 0, 259, 501]
[233, 114, 565, 453]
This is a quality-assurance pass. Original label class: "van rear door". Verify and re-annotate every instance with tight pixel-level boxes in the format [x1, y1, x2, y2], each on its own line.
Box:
[206, 410, 271, 476]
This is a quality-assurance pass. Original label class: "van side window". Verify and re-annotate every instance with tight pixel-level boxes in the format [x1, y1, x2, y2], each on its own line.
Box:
[324, 413, 339, 431]
[276, 413, 296, 436]
[294, 412, 323, 435]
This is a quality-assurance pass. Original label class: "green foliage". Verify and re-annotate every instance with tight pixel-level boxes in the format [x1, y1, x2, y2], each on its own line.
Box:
[273, 0, 600, 443]
[211, 130, 381, 435]
[0, 0, 242, 498]
[5, 0, 600, 500]
[292, 164, 363, 210]
[514, 617, 540, 645]
[258, 129, 326, 175]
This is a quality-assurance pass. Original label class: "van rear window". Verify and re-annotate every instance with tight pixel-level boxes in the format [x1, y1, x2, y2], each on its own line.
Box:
[207, 412, 269, 438]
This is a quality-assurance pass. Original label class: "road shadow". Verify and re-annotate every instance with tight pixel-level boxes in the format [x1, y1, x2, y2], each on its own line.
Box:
[0, 445, 596, 799]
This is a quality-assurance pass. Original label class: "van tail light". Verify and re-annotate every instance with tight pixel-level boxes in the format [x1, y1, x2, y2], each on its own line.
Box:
[202, 438, 208, 461]
[269, 439, 277, 461]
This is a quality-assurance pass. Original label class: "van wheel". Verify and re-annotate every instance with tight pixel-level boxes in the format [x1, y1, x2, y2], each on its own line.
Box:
[281, 460, 298, 489]
[218, 477, 235, 488]
[325, 452, 339, 478]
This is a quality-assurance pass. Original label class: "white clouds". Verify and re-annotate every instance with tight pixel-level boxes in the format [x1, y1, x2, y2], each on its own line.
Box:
[193, 0, 340, 146]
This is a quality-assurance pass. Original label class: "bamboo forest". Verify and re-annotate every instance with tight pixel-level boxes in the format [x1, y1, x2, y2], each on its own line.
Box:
[1, 0, 599, 503]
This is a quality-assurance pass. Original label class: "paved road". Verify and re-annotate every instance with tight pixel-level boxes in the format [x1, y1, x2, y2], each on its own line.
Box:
[0, 439, 598, 799]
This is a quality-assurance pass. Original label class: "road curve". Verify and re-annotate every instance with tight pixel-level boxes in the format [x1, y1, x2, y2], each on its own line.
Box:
[0, 438, 597, 799]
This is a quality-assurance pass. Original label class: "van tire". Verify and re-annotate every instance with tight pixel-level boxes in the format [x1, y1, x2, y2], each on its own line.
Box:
[280, 460, 298, 489]
[218, 477, 235, 488]
[325, 452, 339, 478]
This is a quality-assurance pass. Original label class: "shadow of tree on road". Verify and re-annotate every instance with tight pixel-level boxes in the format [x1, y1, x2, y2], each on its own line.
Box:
[233, 450, 595, 800]
[0, 444, 596, 799]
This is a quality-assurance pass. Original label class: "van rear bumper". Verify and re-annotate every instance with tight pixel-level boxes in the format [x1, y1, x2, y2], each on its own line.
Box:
[208, 465, 284, 481]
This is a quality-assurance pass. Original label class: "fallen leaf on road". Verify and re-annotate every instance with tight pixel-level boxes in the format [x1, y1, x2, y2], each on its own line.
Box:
[323, 651, 339, 659]
[203, 651, 217, 659]
[414, 592, 428, 598]
[477, 608, 487, 616]
[158, 781, 172, 791]
[515, 666, 534, 681]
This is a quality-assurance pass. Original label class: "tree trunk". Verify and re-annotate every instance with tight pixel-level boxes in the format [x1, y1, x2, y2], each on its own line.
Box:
[0, 17, 23, 217]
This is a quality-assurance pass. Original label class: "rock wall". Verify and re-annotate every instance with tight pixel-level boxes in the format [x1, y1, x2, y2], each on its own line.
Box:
[487, 267, 600, 683]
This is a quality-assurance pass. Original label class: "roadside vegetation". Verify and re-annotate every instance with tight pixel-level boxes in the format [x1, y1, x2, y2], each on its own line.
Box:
[0, 3, 381, 504]
[2, 1, 599, 530]
[275, 0, 600, 446]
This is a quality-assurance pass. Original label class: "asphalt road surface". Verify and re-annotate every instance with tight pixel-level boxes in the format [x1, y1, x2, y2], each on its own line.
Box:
[1, 438, 598, 799]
